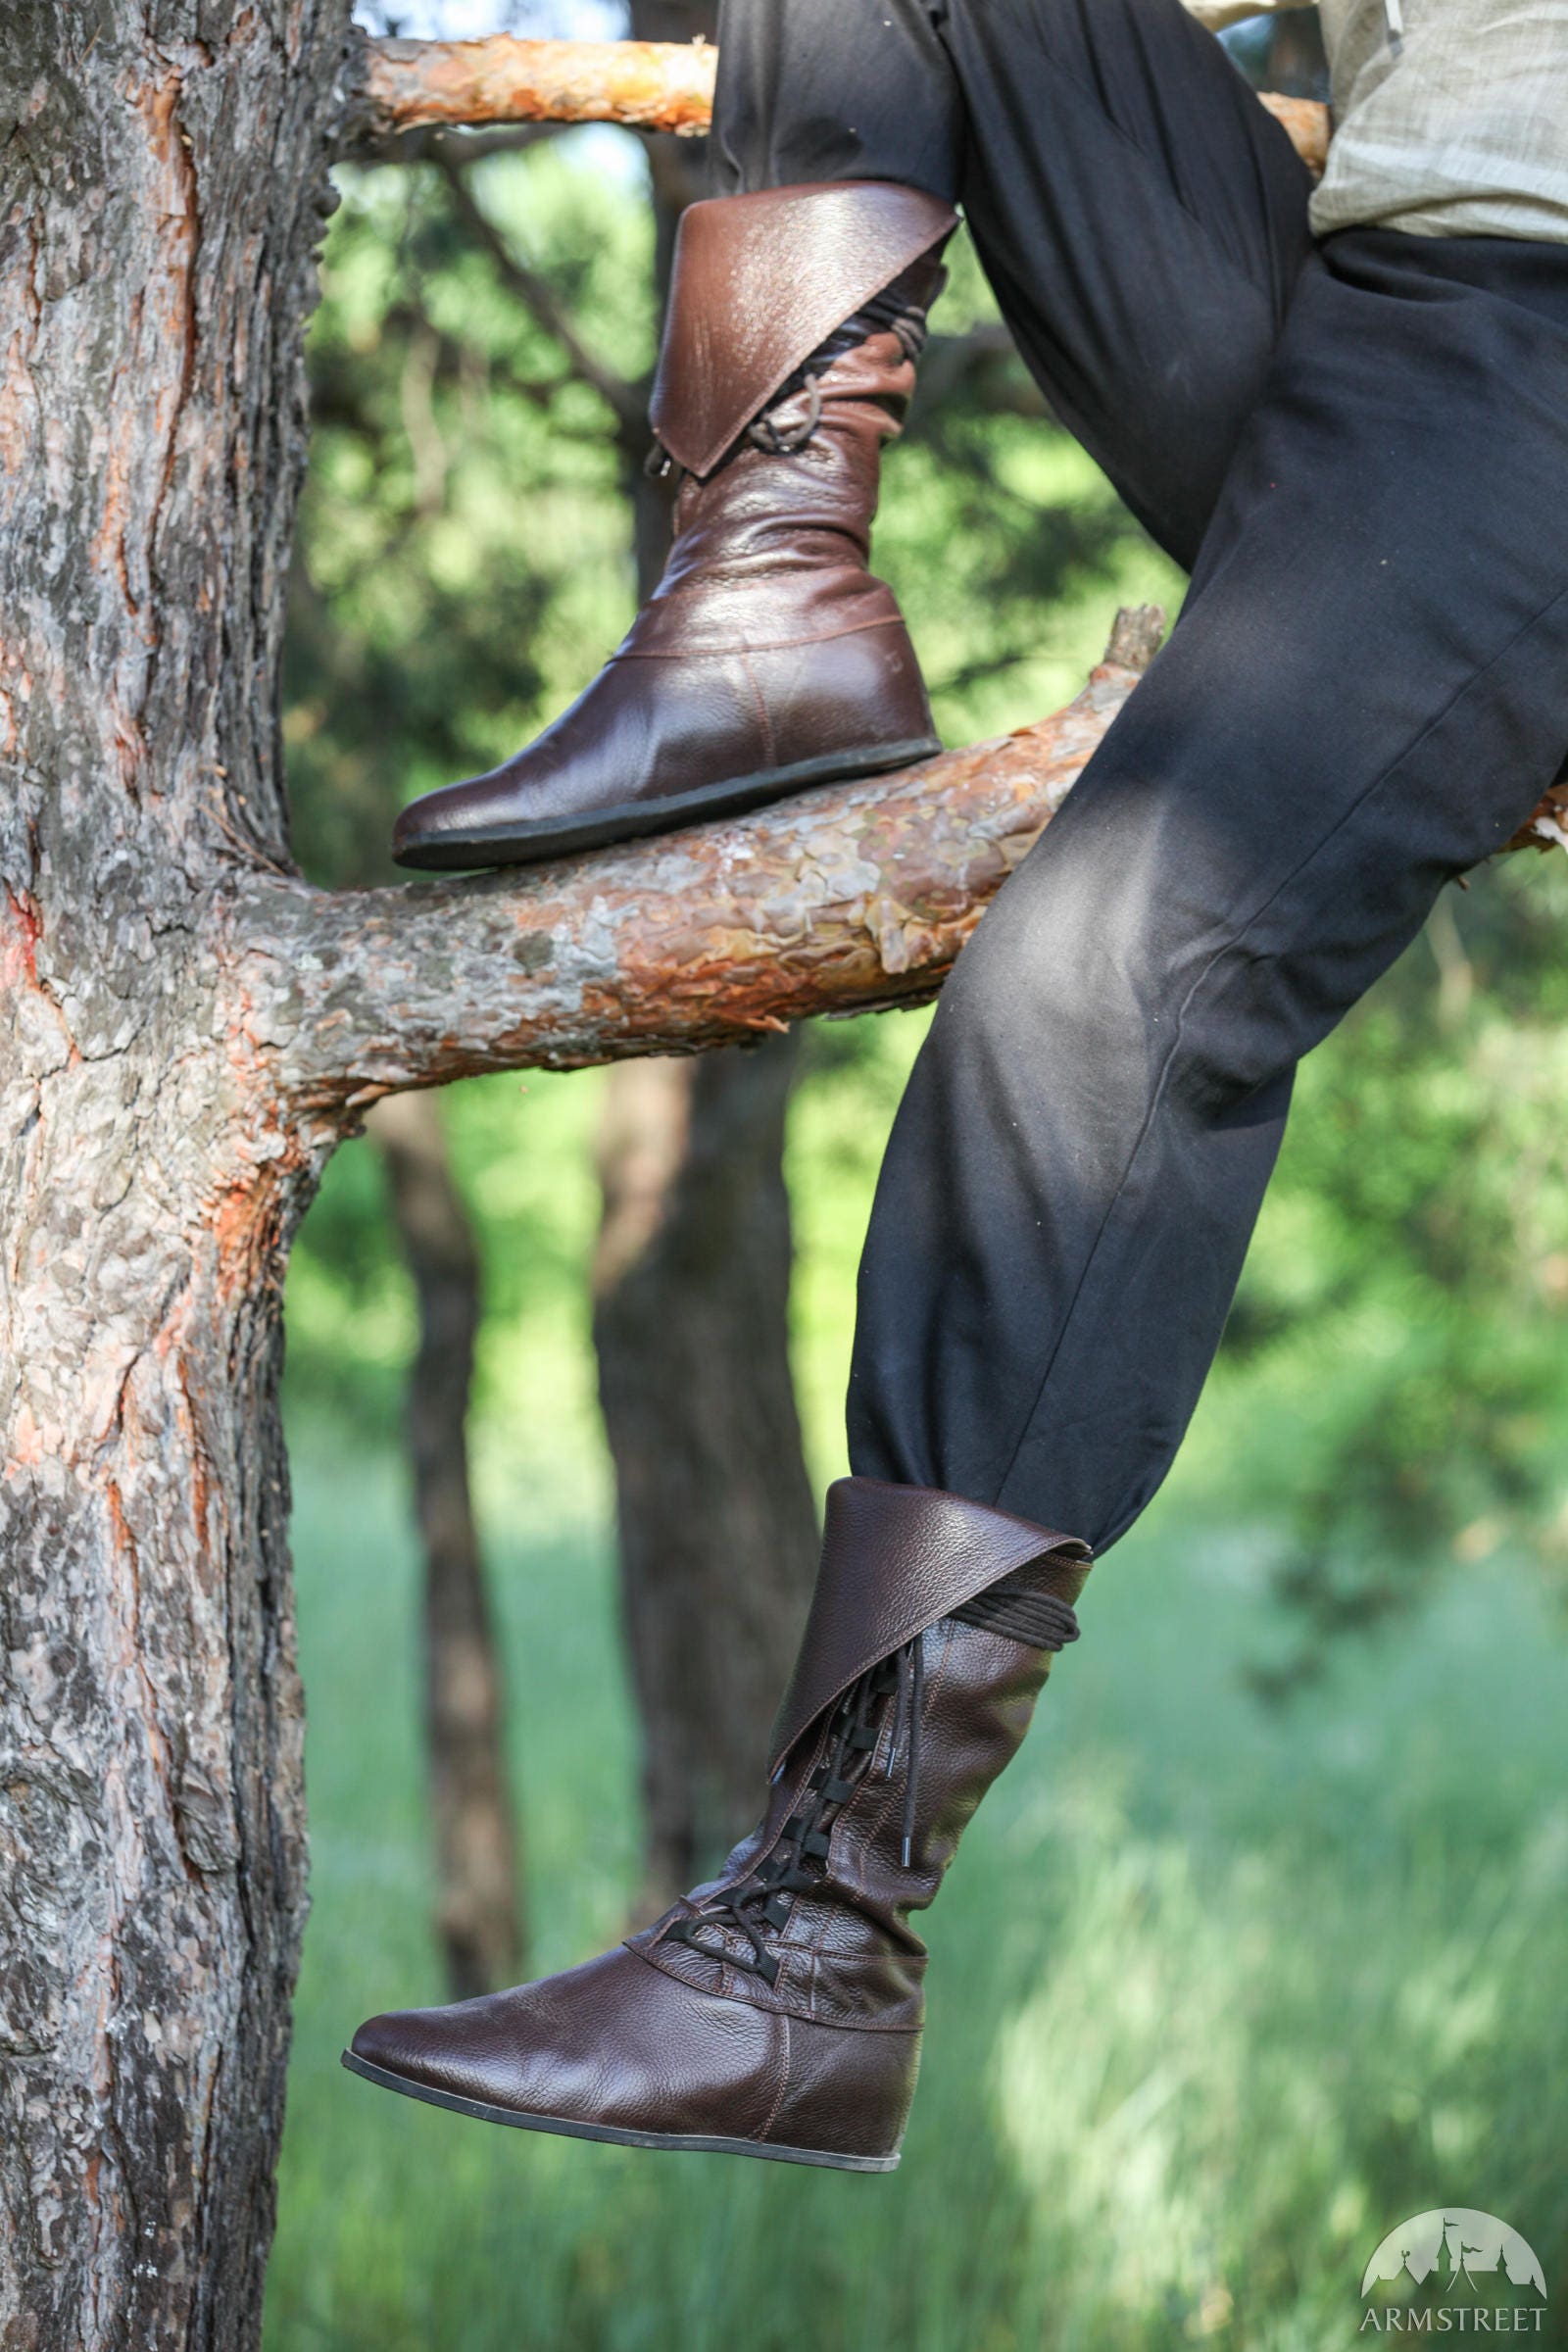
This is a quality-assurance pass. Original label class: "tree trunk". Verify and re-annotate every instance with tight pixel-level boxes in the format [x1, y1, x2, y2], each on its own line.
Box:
[368, 1094, 524, 2000]
[0, 4, 344, 2342]
[594, 1038, 820, 1915]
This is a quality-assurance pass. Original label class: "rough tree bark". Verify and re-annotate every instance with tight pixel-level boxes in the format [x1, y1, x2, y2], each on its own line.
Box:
[368, 1093, 524, 2000]
[0, 4, 344, 2343]
[347, 32, 719, 146]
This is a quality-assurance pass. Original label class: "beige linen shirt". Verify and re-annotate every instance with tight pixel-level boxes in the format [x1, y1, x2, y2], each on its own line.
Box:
[1188, 0, 1568, 242]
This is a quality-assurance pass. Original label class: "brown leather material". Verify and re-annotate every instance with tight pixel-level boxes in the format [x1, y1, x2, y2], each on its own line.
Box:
[353, 1945, 797, 2143]
[634, 1617, 1058, 2034]
[347, 1478, 1088, 2166]
[767, 1476, 1091, 1777]
[352, 1945, 921, 2164]
[390, 203, 951, 871]
[650, 180, 957, 481]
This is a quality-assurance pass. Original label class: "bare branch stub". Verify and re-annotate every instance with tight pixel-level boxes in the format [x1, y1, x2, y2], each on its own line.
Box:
[1256, 92, 1331, 178]
[352, 34, 719, 147]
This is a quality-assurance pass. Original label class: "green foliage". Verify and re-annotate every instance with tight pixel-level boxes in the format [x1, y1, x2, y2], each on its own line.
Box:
[1203, 855, 1568, 1686]
[265, 1453, 1568, 2350]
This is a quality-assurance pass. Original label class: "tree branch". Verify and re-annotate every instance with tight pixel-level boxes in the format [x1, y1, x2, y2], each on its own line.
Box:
[343, 32, 719, 151]
[253, 609, 1165, 1116]
[343, 29, 1331, 179]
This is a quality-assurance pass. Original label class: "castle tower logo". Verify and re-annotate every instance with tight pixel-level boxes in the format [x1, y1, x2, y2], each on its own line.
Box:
[1360, 2210, 1546, 2333]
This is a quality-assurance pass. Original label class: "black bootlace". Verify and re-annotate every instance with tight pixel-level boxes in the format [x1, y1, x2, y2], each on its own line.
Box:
[659, 1572, 1081, 1991]
[663, 1637, 926, 1987]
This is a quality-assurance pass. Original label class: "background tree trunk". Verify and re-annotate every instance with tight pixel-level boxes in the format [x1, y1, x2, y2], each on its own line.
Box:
[369, 1093, 524, 1999]
[593, 1040, 819, 1914]
[592, 1, 819, 1918]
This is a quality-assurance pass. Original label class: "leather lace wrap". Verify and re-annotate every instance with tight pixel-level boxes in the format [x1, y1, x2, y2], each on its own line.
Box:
[649, 180, 958, 482]
[767, 1476, 1092, 1779]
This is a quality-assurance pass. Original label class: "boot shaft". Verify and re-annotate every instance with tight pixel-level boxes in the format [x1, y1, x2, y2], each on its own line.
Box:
[641, 1480, 1091, 2031]
[658, 326, 922, 590]
[649, 181, 956, 483]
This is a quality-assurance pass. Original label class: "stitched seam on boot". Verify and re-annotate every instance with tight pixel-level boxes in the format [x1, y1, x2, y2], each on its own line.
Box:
[610, 614, 910, 661]
[758, 2014, 792, 2144]
[633, 1938, 921, 2028]
[737, 653, 776, 766]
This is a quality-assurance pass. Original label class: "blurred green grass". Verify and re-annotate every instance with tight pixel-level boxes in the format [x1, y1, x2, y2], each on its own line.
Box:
[266, 1426, 1568, 2351]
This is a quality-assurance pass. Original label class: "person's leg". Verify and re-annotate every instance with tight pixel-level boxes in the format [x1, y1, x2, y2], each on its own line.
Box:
[394, 0, 1313, 869]
[706, 0, 965, 202]
[347, 0, 1357, 2164]
[851, 232, 1568, 1549]
[712, 0, 1315, 565]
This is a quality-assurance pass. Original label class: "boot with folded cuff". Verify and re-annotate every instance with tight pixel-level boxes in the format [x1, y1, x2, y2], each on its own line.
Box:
[391, 180, 956, 870]
[345, 1476, 1092, 2171]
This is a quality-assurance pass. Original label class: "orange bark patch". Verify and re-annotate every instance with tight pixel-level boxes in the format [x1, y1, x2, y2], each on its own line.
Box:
[364, 33, 717, 136]
[1, 884, 41, 988]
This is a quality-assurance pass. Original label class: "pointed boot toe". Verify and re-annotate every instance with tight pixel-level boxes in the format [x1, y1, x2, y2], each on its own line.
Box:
[345, 1480, 1092, 2170]
[390, 760, 545, 872]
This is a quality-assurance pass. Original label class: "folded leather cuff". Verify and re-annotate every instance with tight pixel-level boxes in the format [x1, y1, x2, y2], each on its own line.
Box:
[650, 179, 958, 481]
[767, 1476, 1091, 1779]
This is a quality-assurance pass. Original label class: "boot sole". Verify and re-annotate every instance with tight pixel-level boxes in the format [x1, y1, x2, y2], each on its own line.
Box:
[341, 2049, 902, 2172]
[391, 736, 943, 872]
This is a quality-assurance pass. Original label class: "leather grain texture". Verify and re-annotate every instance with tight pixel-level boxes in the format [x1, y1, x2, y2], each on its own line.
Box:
[650, 180, 957, 480]
[767, 1476, 1091, 1776]
[354, 1946, 786, 2142]
[347, 1480, 1090, 2165]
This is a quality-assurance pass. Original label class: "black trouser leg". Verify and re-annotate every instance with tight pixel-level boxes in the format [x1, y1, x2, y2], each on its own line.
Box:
[709, 0, 1313, 563]
[849, 227, 1568, 1547]
[708, 0, 965, 201]
[709, 0, 1568, 1549]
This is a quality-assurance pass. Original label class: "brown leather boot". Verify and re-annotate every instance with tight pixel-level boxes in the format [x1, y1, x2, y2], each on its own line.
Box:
[344, 1478, 1092, 2170]
[391, 181, 956, 870]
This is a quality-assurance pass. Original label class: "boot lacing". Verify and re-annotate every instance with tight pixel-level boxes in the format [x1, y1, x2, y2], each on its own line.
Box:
[662, 1638, 926, 1987]
[746, 374, 823, 455]
[661, 1571, 1081, 1991]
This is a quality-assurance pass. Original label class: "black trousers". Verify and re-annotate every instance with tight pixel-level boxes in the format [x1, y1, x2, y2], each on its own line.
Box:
[711, 0, 1568, 1550]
